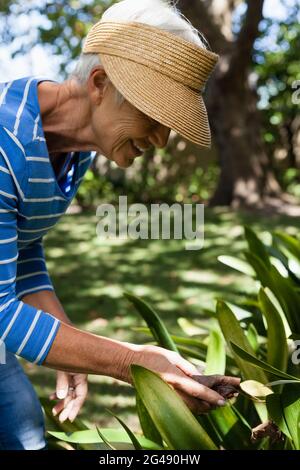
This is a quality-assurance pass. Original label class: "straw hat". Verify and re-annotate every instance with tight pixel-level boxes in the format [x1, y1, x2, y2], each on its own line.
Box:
[83, 21, 219, 148]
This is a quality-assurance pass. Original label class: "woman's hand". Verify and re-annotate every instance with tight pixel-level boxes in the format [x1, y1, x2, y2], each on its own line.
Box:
[50, 371, 88, 422]
[122, 344, 240, 414]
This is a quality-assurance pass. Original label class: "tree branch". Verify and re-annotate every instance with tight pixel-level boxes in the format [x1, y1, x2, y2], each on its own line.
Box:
[177, 0, 230, 54]
[229, 0, 265, 75]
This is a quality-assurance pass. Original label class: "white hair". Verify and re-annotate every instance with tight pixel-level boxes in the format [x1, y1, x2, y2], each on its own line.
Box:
[70, 0, 207, 103]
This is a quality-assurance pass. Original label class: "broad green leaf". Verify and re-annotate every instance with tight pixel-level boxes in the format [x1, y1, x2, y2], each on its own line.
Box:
[124, 292, 178, 352]
[131, 365, 217, 450]
[106, 409, 143, 450]
[245, 252, 300, 332]
[217, 301, 269, 422]
[41, 396, 95, 450]
[259, 288, 288, 374]
[132, 326, 208, 349]
[209, 405, 252, 450]
[274, 232, 300, 261]
[266, 394, 292, 439]
[226, 302, 253, 321]
[205, 329, 226, 375]
[136, 392, 163, 447]
[178, 317, 209, 336]
[47, 429, 162, 450]
[217, 301, 267, 384]
[269, 241, 300, 285]
[281, 385, 300, 450]
[134, 326, 235, 368]
[177, 345, 206, 361]
[240, 380, 273, 398]
[218, 255, 255, 277]
[246, 323, 259, 353]
[244, 226, 271, 268]
[96, 427, 116, 450]
[230, 342, 300, 381]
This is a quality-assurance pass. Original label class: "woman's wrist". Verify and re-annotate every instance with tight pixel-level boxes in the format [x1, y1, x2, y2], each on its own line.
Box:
[107, 341, 142, 383]
[45, 321, 144, 383]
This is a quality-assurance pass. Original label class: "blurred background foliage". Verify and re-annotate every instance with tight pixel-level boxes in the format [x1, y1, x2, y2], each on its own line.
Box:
[0, 0, 299, 209]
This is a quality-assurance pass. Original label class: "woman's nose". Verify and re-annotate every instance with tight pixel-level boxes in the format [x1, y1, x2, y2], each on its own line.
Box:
[149, 124, 171, 149]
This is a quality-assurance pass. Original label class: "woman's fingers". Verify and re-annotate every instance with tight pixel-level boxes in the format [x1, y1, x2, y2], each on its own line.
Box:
[167, 373, 227, 406]
[192, 374, 241, 399]
[67, 375, 88, 422]
[173, 354, 200, 377]
[56, 370, 70, 400]
[52, 394, 73, 417]
[50, 374, 88, 422]
[58, 399, 75, 423]
[175, 389, 214, 415]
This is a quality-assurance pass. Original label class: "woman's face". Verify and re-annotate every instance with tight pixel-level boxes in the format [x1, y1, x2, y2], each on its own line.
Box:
[89, 68, 171, 168]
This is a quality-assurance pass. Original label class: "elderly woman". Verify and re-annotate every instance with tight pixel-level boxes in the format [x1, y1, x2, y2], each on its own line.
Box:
[0, 0, 239, 450]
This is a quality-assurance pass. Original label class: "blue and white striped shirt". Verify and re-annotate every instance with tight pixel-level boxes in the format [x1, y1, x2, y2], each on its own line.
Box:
[0, 76, 93, 364]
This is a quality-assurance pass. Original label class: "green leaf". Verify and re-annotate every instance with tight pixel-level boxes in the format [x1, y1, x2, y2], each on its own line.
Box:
[266, 394, 292, 439]
[274, 232, 300, 261]
[136, 392, 163, 447]
[205, 329, 226, 375]
[133, 326, 235, 368]
[230, 342, 300, 381]
[209, 405, 252, 450]
[124, 292, 178, 352]
[217, 301, 267, 384]
[246, 323, 259, 353]
[267, 380, 300, 387]
[244, 226, 271, 268]
[218, 255, 255, 277]
[245, 252, 300, 332]
[47, 429, 162, 450]
[105, 409, 143, 450]
[176, 345, 206, 361]
[281, 385, 300, 450]
[259, 288, 288, 374]
[131, 364, 217, 450]
[132, 326, 208, 349]
[96, 427, 116, 450]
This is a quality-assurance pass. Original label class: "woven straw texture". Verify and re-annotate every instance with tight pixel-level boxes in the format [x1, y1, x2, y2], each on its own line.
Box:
[83, 21, 219, 147]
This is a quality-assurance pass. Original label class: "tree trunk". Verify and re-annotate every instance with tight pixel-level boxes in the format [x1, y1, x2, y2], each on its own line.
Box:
[178, 0, 282, 208]
[207, 72, 281, 207]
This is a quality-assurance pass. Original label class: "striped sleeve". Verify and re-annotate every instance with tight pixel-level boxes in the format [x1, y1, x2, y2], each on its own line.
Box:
[0, 152, 60, 365]
[16, 238, 54, 300]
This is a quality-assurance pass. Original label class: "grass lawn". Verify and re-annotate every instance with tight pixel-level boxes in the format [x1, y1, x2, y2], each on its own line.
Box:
[22, 207, 300, 432]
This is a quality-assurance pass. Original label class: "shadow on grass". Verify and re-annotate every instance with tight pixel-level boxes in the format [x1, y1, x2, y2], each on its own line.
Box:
[22, 207, 300, 430]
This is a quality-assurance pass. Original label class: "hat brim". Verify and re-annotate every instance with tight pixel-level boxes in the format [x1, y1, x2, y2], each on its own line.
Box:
[100, 54, 212, 148]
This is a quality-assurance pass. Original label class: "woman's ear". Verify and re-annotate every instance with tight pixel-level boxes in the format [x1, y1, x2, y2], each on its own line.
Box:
[88, 66, 108, 104]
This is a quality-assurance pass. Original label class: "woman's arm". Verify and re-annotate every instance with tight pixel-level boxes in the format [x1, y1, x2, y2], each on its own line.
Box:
[22, 289, 72, 325]
[44, 322, 239, 414]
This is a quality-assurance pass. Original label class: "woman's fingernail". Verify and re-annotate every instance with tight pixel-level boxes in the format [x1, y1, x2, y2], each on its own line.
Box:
[217, 399, 227, 407]
[57, 389, 67, 399]
[52, 408, 57, 416]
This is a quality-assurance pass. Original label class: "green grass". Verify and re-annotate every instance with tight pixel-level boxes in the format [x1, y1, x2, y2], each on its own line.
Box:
[22, 207, 300, 432]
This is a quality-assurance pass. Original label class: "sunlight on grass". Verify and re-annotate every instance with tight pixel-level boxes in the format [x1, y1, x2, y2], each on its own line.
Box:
[22, 208, 300, 429]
